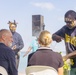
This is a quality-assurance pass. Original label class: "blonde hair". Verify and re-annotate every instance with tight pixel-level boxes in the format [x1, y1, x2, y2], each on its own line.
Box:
[38, 30, 52, 46]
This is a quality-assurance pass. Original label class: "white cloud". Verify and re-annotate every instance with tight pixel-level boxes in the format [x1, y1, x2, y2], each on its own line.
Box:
[31, 2, 55, 10]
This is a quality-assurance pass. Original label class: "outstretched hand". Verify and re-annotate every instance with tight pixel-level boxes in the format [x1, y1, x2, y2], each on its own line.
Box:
[12, 45, 16, 50]
[52, 34, 64, 42]
[63, 55, 68, 61]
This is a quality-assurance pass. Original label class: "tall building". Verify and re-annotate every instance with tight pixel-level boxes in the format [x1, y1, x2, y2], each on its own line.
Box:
[32, 15, 45, 37]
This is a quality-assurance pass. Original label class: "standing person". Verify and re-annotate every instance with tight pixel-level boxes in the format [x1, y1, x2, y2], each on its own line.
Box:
[8, 20, 24, 69]
[52, 10, 76, 75]
[0, 29, 18, 75]
[27, 30, 64, 75]
[23, 37, 38, 57]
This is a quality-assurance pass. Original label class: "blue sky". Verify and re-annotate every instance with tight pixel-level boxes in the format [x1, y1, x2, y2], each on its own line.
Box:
[0, 0, 76, 54]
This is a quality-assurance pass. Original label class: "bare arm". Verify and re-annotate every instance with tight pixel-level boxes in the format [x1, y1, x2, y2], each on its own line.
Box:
[52, 34, 63, 42]
[58, 67, 63, 75]
[23, 46, 32, 57]
[63, 51, 76, 61]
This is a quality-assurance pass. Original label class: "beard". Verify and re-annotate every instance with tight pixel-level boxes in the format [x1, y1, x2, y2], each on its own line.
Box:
[8, 42, 12, 47]
[10, 30, 15, 32]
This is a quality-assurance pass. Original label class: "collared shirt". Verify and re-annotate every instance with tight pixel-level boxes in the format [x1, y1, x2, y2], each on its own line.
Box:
[11, 31, 24, 54]
[28, 47, 64, 71]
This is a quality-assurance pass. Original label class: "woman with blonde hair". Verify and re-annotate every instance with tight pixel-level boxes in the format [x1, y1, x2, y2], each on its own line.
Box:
[27, 30, 64, 75]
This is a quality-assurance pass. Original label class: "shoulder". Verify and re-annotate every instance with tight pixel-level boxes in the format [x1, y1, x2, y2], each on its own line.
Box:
[15, 32, 21, 36]
[53, 25, 67, 35]
[52, 51, 62, 57]
[63, 25, 68, 29]
[28, 52, 35, 60]
[5, 46, 14, 54]
[2, 45, 15, 56]
[59, 25, 67, 30]
[14, 32, 22, 39]
[1, 44, 12, 52]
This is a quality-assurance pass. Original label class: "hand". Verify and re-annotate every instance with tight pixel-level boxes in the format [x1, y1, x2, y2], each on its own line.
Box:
[55, 36, 63, 42]
[52, 34, 64, 42]
[63, 55, 68, 61]
[12, 45, 16, 50]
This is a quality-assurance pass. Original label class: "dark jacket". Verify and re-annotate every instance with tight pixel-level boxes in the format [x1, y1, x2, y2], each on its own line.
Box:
[0, 43, 18, 75]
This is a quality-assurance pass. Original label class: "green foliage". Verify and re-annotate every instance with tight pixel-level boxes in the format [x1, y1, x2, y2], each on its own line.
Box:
[58, 52, 75, 71]
[63, 60, 70, 70]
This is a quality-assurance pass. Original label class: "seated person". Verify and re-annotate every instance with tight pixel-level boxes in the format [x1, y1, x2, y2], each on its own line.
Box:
[27, 30, 64, 75]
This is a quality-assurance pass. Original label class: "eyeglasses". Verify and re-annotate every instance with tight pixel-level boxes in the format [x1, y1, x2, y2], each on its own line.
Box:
[65, 18, 73, 24]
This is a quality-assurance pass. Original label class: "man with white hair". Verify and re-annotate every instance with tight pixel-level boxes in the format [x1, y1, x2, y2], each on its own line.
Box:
[0, 29, 18, 75]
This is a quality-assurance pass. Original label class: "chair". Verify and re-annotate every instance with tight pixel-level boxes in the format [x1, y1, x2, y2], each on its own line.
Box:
[25, 66, 58, 75]
[0, 66, 8, 75]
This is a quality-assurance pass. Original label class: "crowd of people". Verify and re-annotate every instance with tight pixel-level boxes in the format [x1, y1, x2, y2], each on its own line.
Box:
[0, 10, 76, 75]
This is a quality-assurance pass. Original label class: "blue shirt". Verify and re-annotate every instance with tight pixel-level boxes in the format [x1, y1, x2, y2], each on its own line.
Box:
[11, 31, 24, 55]
[30, 39, 38, 52]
